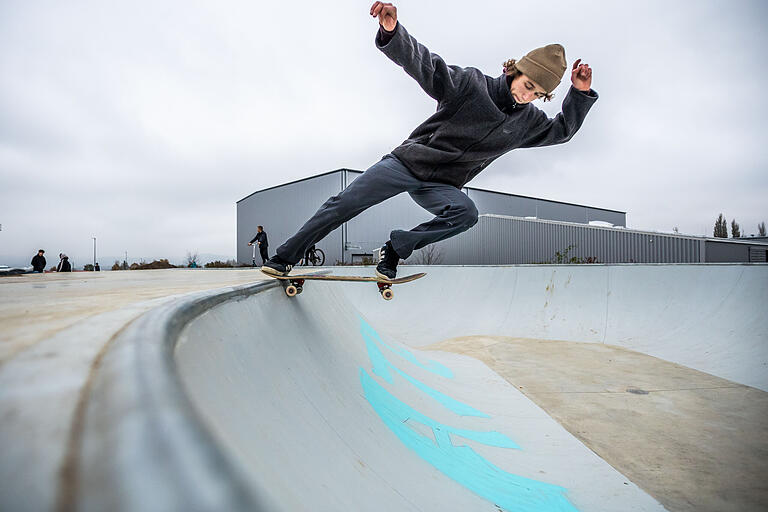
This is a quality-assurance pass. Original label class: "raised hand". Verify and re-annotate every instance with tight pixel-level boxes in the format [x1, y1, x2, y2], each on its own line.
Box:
[571, 59, 593, 92]
[370, 2, 397, 32]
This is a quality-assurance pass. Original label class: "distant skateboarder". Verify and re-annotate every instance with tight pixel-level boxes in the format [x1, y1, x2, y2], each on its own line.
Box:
[248, 226, 270, 265]
[262, 2, 597, 279]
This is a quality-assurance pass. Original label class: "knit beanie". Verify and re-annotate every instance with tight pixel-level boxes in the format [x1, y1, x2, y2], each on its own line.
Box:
[515, 44, 567, 94]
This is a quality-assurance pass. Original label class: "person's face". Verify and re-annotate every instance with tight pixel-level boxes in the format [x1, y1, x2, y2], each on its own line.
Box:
[38, 251, 44, 256]
[258, 227, 263, 232]
[509, 73, 547, 104]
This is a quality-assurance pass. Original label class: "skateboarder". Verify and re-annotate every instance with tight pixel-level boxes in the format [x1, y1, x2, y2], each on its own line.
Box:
[248, 226, 270, 265]
[263, 2, 597, 279]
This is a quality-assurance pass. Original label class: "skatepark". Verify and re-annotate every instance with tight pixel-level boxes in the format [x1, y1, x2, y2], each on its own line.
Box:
[4, 0, 768, 510]
[1, 263, 767, 511]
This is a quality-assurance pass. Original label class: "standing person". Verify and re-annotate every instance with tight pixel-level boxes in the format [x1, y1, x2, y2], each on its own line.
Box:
[248, 226, 270, 265]
[56, 253, 72, 272]
[262, 2, 597, 279]
[31, 250, 46, 273]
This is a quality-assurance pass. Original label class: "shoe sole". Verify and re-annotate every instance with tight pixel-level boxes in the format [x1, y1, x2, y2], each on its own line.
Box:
[261, 266, 288, 277]
[375, 269, 396, 281]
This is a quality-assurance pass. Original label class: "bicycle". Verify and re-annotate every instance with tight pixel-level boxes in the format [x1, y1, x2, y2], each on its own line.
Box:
[299, 245, 325, 266]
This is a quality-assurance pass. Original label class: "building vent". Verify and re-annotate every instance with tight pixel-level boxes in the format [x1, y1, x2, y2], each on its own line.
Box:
[749, 247, 768, 262]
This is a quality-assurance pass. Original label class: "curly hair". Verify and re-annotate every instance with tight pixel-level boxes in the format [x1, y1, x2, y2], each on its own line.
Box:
[503, 58, 554, 102]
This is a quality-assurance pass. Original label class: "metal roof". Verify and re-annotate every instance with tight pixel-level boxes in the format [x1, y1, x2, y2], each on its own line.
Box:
[483, 214, 768, 245]
[236, 168, 626, 215]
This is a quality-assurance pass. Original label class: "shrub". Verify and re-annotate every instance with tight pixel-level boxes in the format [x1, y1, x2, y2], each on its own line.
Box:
[203, 259, 250, 268]
[535, 245, 599, 264]
[130, 259, 177, 270]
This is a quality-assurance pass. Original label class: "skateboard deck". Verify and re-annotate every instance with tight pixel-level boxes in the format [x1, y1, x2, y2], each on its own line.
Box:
[261, 270, 426, 300]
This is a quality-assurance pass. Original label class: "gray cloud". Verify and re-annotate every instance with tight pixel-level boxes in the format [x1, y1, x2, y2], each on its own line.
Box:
[1, 0, 767, 267]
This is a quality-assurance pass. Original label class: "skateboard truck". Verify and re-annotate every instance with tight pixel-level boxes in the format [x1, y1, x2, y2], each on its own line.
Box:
[376, 282, 394, 300]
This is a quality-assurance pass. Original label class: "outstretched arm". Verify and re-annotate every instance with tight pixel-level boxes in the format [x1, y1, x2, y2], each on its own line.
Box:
[370, 2, 466, 103]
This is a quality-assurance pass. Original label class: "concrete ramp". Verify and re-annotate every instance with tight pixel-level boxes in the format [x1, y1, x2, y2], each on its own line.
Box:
[345, 264, 768, 391]
[61, 263, 768, 512]
[167, 264, 766, 511]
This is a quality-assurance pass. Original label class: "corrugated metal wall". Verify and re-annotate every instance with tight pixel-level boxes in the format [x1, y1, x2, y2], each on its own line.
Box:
[236, 172, 344, 265]
[430, 214, 704, 264]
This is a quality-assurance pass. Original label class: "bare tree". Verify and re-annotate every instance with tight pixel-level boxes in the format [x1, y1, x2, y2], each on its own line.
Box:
[411, 244, 444, 265]
[186, 250, 199, 267]
[759, 222, 766, 236]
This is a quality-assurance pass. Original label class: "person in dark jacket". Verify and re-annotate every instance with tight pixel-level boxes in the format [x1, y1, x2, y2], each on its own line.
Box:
[263, 2, 597, 279]
[56, 253, 72, 272]
[31, 250, 46, 273]
[248, 226, 270, 265]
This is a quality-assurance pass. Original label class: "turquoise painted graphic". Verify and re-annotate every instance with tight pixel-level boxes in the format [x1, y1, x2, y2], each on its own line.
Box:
[359, 317, 453, 378]
[359, 318, 579, 512]
[361, 319, 487, 417]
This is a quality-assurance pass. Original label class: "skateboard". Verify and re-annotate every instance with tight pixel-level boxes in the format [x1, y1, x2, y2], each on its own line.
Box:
[261, 271, 426, 300]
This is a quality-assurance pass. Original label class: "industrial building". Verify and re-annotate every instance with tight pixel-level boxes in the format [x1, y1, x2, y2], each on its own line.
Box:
[237, 168, 625, 265]
[237, 168, 768, 265]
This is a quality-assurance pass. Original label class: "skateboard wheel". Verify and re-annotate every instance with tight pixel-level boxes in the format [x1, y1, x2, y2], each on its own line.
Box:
[285, 285, 298, 297]
[296, 286, 303, 295]
[381, 288, 394, 300]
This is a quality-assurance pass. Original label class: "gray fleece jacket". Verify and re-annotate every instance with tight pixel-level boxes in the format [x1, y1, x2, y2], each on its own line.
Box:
[376, 23, 598, 189]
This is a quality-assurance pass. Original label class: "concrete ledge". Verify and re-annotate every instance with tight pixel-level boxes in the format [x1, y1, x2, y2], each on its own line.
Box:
[70, 280, 280, 512]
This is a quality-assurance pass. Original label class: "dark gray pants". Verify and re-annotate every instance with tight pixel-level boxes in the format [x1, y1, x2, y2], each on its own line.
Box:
[275, 154, 478, 264]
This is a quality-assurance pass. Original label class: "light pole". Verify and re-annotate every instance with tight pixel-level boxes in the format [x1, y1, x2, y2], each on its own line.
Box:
[92, 237, 96, 271]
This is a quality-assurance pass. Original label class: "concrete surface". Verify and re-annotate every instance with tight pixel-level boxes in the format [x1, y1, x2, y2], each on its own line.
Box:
[432, 336, 768, 512]
[0, 269, 268, 512]
[1, 264, 766, 512]
[0, 269, 266, 363]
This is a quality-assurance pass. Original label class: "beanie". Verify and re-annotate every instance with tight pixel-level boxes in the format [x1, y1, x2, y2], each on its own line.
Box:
[515, 44, 567, 94]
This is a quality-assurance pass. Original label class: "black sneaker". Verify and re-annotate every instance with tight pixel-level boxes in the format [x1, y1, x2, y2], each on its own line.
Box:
[261, 255, 293, 276]
[376, 241, 399, 280]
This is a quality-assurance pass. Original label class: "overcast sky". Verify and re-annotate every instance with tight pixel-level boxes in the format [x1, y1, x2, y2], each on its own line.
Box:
[1, 0, 766, 267]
